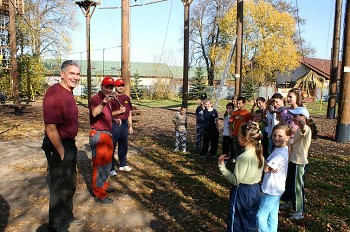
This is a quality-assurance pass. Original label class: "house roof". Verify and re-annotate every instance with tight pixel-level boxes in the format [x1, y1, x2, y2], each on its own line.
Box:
[301, 57, 341, 80]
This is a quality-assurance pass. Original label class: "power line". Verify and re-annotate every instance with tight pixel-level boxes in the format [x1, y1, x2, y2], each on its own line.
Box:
[158, 0, 173, 62]
[99, 0, 167, 9]
[8, 0, 37, 33]
[325, 0, 335, 59]
[295, 0, 306, 66]
[56, 46, 122, 57]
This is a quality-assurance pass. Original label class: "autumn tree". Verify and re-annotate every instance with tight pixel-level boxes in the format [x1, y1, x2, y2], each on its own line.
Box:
[190, 0, 313, 87]
[15, 0, 79, 99]
[190, 0, 234, 86]
[17, 0, 79, 57]
[216, 0, 300, 86]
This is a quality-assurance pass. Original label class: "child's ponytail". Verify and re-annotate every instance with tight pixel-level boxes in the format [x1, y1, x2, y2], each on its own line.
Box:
[240, 122, 264, 168]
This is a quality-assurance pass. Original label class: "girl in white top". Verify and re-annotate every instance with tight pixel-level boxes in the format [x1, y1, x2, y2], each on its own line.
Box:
[257, 124, 291, 232]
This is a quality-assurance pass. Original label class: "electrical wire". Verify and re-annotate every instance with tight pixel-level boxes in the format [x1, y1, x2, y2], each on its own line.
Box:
[154, 0, 173, 76]
[295, 0, 305, 62]
[325, 0, 335, 59]
[8, 0, 37, 33]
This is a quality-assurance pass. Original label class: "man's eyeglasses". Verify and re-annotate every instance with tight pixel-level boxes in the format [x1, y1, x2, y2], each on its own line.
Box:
[117, 84, 125, 87]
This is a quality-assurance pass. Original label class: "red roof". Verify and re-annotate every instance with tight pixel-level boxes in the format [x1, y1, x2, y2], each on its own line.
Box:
[301, 57, 341, 80]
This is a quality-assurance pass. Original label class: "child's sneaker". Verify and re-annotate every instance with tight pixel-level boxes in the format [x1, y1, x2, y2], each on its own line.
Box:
[174, 148, 179, 152]
[182, 149, 186, 153]
[289, 212, 304, 220]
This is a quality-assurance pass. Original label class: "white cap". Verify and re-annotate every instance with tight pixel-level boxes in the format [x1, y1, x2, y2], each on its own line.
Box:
[289, 107, 310, 119]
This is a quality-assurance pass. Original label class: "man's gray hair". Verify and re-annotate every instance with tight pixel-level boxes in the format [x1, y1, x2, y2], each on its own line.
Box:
[61, 60, 80, 71]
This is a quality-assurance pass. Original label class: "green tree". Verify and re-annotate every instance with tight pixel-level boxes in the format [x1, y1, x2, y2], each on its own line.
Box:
[131, 73, 143, 100]
[241, 77, 256, 101]
[18, 55, 46, 100]
[189, 67, 208, 100]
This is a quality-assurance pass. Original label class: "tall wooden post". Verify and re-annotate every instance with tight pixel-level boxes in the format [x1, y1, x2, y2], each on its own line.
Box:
[328, 0, 343, 119]
[121, 0, 131, 96]
[86, 12, 92, 103]
[234, 0, 243, 96]
[76, 1, 99, 104]
[336, 0, 350, 143]
[9, 1, 19, 105]
[182, 0, 193, 107]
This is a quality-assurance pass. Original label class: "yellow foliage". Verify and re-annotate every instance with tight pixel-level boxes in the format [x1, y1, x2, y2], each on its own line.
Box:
[213, 0, 300, 83]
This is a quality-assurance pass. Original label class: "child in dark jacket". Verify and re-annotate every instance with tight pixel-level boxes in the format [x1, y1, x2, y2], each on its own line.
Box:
[199, 98, 219, 159]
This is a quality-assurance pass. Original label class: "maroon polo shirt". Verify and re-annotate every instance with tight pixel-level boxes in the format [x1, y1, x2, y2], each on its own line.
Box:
[89, 91, 113, 132]
[110, 94, 132, 120]
[43, 83, 78, 140]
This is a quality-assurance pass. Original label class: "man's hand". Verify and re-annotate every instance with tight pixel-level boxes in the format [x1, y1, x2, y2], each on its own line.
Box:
[120, 106, 126, 113]
[115, 119, 122, 125]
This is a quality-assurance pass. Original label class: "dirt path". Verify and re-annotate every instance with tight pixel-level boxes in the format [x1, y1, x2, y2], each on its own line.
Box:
[0, 135, 158, 232]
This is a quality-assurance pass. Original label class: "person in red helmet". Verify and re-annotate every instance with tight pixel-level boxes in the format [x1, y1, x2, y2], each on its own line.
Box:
[89, 76, 116, 204]
[109, 78, 134, 175]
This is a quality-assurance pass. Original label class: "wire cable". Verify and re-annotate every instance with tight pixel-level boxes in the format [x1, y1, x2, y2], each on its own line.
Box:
[325, 0, 335, 59]
[155, 0, 173, 75]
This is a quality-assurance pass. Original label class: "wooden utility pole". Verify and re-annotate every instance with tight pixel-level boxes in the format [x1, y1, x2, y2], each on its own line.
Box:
[336, 0, 350, 143]
[328, 0, 343, 119]
[9, 0, 19, 105]
[76, 0, 99, 104]
[234, 0, 243, 96]
[121, 0, 131, 96]
[181, 0, 193, 107]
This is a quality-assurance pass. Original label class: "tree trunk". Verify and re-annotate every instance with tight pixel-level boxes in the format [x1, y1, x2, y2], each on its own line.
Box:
[207, 64, 214, 86]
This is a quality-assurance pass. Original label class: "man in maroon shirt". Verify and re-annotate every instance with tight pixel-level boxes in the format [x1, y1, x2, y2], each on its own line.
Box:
[89, 76, 116, 204]
[109, 79, 134, 175]
[42, 60, 83, 232]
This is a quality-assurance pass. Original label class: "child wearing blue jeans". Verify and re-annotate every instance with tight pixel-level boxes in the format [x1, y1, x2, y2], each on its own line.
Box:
[257, 124, 291, 232]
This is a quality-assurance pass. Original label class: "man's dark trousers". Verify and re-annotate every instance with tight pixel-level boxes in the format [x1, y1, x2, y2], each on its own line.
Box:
[42, 137, 77, 232]
[112, 120, 129, 168]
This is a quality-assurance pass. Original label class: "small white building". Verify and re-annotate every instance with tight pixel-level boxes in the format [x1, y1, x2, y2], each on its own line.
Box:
[276, 58, 340, 101]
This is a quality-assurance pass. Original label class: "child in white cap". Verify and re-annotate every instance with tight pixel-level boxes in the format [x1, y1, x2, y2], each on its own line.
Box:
[281, 107, 311, 220]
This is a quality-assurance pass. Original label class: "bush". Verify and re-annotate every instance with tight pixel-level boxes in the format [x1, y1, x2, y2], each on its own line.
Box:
[148, 79, 176, 100]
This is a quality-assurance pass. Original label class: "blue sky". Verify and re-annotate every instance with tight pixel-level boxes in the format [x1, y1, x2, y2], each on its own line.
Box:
[66, 0, 338, 65]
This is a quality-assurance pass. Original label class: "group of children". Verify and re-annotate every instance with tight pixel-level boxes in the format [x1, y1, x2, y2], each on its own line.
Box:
[171, 90, 314, 231]
[219, 89, 314, 232]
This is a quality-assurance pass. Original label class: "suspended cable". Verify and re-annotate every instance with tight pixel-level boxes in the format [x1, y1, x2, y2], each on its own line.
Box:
[155, 0, 173, 75]
[325, 0, 335, 59]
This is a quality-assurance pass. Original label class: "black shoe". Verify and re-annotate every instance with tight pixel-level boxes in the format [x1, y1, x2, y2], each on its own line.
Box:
[106, 187, 116, 193]
[94, 196, 113, 204]
[70, 218, 84, 226]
